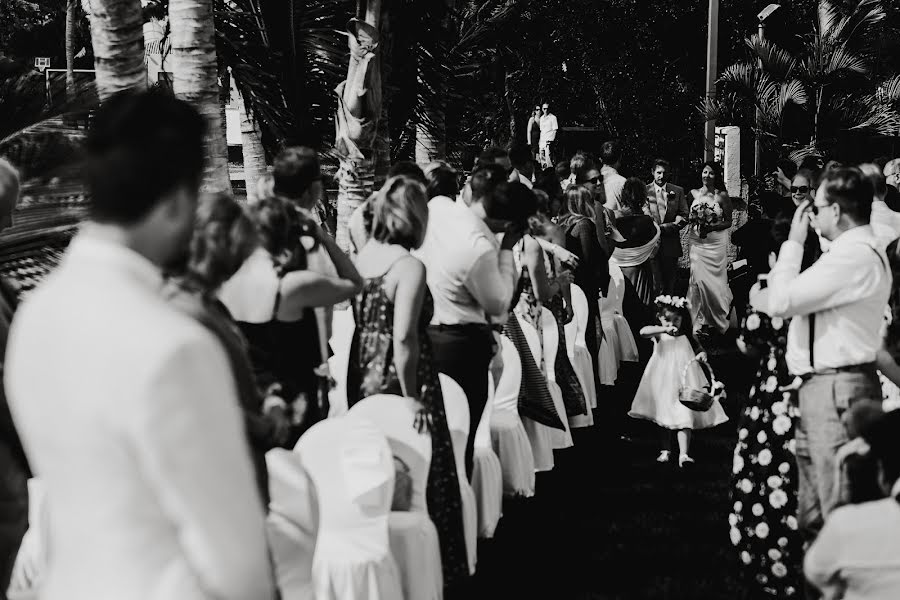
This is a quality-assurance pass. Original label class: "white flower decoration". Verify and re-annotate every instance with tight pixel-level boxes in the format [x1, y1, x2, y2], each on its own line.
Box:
[771, 401, 787, 416]
[779, 462, 790, 474]
[740, 479, 753, 494]
[752, 503, 764, 516]
[757, 430, 768, 444]
[786, 515, 798, 530]
[763, 376, 778, 393]
[767, 475, 782, 489]
[758, 449, 773, 466]
[750, 407, 760, 421]
[746, 313, 761, 331]
[734, 501, 743, 512]
[782, 391, 793, 402]
[778, 537, 788, 548]
[772, 562, 787, 578]
[729, 513, 738, 526]
[771, 317, 784, 330]
[767, 356, 778, 371]
[733, 454, 744, 474]
[730, 527, 742, 545]
[787, 439, 796, 455]
[768, 549, 782, 561]
[739, 428, 748, 440]
[755, 522, 770, 539]
[773, 415, 792, 436]
[769, 489, 788, 509]
[741, 551, 752, 565]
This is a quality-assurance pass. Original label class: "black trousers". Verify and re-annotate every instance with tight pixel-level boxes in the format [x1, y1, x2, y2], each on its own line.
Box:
[428, 324, 494, 480]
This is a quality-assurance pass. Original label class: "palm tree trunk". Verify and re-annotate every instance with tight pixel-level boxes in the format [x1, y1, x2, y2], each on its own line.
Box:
[238, 91, 267, 203]
[334, 0, 383, 253]
[65, 0, 78, 100]
[170, 0, 231, 194]
[87, 0, 147, 102]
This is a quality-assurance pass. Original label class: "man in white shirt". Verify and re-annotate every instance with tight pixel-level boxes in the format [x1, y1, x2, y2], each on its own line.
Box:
[5, 91, 273, 600]
[419, 163, 521, 478]
[763, 167, 891, 546]
[538, 103, 558, 168]
[600, 140, 626, 211]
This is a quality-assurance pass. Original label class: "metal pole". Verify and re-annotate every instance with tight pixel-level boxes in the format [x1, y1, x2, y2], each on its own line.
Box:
[704, 0, 719, 162]
[755, 22, 764, 176]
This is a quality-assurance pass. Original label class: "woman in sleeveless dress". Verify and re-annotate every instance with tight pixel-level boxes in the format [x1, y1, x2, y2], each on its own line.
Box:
[345, 176, 468, 586]
[687, 161, 733, 334]
[219, 196, 363, 446]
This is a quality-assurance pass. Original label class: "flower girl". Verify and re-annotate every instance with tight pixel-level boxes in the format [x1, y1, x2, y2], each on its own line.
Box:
[628, 295, 728, 467]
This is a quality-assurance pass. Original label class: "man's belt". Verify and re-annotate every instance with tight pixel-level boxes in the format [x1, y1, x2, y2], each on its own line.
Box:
[800, 362, 877, 381]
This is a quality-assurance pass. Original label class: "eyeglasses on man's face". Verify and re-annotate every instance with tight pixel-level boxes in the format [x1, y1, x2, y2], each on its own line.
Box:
[542, 106, 549, 111]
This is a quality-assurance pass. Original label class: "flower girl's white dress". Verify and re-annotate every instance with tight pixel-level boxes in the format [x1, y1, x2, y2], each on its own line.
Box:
[628, 333, 728, 430]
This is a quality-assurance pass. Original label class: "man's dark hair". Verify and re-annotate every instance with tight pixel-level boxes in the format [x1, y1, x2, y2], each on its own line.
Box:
[86, 89, 205, 224]
[555, 160, 570, 180]
[600, 140, 622, 167]
[273, 146, 322, 199]
[509, 144, 532, 169]
[499, 182, 538, 224]
[570, 152, 595, 184]
[470, 164, 508, 217]
[387, 160, 426, 185]
[425, 165, 459, 199]
[476, 146, 509, 169]
[776, 158, 797, 181]
[821, 167, 874, 224]
[652, 158, 670, 171]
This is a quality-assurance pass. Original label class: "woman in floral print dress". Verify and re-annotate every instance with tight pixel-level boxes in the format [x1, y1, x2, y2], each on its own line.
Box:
[729, 217, 817, 598]
[729, 305, 802, 597]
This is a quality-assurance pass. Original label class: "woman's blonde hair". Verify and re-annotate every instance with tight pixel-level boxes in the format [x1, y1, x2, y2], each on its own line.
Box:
[190, 193, 259, 289]
[370, 175, 429, 250]
[565, 184, 596, 221]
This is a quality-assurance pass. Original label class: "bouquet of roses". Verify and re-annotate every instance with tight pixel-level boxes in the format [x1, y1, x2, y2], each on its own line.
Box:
[688, 197, 723, 238]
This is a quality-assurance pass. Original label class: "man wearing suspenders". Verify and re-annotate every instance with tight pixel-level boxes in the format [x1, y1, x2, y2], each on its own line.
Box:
[763, 168, 892, 556]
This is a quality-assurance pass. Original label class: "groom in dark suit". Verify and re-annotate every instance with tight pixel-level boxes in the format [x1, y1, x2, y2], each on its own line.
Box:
[645, 158, 689, 294]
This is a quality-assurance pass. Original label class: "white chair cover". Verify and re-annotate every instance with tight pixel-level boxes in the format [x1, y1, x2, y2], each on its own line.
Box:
[600, 264, 639, 366]
[327, 308, 356, 417]
[565, 285, 596, 428]
[540, 307, 573, 449]
[472, 373, 502, 538]
[512, 314, 555, 473]
[7, 479, 49, 600]
[296, 416, 402, 600]
[439, 374, 478, 574]
[352, 395, 443, 600]
[266, 449, 318, 600]
[490, 335, 538, 491]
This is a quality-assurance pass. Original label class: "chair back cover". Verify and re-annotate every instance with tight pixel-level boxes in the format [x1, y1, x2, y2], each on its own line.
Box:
[296, 416, 394, 555]
[493, 335, 523, 414]
[475, 372, 495, 449]
[569, 284, 590, 347]
[267, 448, 318, 535]
[327, 308, 356, 417]
[601, 263, 627, 318]
[540, 307, 559, 382]
[440, 374, 470, 481]
[352, 395, 433, 515]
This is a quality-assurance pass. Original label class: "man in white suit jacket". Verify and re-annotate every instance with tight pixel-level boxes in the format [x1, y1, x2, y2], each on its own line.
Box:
[5, 91, 274, 600]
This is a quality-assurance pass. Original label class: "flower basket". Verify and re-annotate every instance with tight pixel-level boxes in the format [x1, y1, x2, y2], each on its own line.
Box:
[678, 353, 725, 412]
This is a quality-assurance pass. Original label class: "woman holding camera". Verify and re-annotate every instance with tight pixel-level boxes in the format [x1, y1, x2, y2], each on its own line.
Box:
[219, 195, 363, 446]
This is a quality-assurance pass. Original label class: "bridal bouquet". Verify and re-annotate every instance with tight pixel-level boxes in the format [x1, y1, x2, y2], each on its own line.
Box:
[688, 197, 723, 238]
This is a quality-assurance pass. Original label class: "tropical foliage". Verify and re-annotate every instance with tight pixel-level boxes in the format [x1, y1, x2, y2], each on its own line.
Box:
[707, 0, 900, 163]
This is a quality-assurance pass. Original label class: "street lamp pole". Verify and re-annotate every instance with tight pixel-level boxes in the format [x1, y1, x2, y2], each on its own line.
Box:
[756, 4, 781, 176]
[704, 0, 719, 162]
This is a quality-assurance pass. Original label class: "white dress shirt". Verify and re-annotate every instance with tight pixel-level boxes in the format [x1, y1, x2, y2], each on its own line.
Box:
[804, 481, 900, 600]
[870, 199, 900, 250]
[5, 232, 273, 600]
[538, 113, 558, 146]
[601, 165, 626, 211]
[415, 196, 517, 325]
[653, 183, 668, 221]
[765, 225, 891, 375]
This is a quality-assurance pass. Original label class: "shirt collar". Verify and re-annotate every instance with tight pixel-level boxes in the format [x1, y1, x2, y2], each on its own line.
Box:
[827, 224, 876, 250]
[655, 183, 667, 194]
[67, 230, 165, 292]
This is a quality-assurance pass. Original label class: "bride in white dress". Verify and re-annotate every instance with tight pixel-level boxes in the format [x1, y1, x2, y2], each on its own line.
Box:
[687, 162, 733, 334]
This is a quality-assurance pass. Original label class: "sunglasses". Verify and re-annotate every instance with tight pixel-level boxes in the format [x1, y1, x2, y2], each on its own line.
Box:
[588, 176, 601, 184]
[790, 185, 810, 194]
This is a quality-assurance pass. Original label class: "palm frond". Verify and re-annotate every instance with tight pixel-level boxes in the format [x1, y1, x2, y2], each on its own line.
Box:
[775, 79, 809, 115]
[719, 62, 778, 112]
[877, 73, 900, 105]
[829, 0, 886, 46]
[825, 45, 870, 78]
[745, 34, 797, 80]
[817, 0, 843, 45]
[831, 92, 900, 136]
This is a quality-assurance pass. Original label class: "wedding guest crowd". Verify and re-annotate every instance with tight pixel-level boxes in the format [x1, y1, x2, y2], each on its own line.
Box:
[3, 88, 900, 600]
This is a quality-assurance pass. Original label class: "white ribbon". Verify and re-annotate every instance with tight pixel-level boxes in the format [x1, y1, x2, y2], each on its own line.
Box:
[610, 223, 661, 267]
